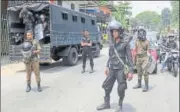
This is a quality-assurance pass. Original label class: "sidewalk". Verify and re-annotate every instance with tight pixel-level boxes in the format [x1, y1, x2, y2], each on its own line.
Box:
[1, 62, 25, 75]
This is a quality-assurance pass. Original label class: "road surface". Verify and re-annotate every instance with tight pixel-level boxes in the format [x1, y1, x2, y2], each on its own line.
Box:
[1, 47, 179, 112]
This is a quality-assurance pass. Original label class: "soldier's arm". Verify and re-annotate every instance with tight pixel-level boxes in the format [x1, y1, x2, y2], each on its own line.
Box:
[19, 10, 23, 19]
[34, 41, 41, 54]
[29, 12, 35, 22]
[81, 38, 87, 46]
[116, 36, 132, 51]
[106, 48, 110, 68]
[126, 44, 134, 73]
[87, 40, 92, 46]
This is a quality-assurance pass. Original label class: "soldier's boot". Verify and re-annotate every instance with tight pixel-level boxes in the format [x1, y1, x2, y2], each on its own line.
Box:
[89, 66, 94, 73]
[115, 106, 123, 112]
[26, 81, 31, 92]
[133, 79, 141, 89]
[37, 81, 42, 92]
[142, 80, 149, 92]
[96, 96, 110, 110]
[115, 99, 123, 112]
[81, 68, 85, 73]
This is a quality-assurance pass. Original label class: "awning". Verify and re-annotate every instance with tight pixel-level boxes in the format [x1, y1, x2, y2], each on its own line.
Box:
[7, 2, 49, 12]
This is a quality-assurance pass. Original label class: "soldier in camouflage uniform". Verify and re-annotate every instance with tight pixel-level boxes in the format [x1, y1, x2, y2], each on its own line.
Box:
[133, 28, 150, 92]
[96, 21, 134, 112]
[22, 31, 42, 92]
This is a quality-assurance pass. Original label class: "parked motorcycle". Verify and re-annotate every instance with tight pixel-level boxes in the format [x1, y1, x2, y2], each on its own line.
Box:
[166, 50, 179, 77]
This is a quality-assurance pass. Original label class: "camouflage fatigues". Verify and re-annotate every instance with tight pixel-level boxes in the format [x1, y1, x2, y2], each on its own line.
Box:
[24, 39, 41, 83]
[136, 40, 149, 81]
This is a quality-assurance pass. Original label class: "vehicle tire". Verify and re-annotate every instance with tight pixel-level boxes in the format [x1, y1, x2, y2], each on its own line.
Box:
[52, 55, 60, 61]
[63, 47, 78, 66]
[173, 63, 178, 77]
[94, 44, 100, 57]
[168, 67, 172, 72]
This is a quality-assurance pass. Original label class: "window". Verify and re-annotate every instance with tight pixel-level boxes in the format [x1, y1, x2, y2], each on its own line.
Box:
[62, 13, 68, 20]
[91, 20, 95, 25]
[72, 15, 77, 22]
[71, 3, 75, 10]
[81, 17, 85, 23]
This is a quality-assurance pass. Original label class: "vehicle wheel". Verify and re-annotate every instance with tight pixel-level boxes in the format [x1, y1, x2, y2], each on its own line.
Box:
[52, 55, 60, 61]
[40, 63, 50, 66]
[168, 67, 172, 72]
[173, 63, 178, 77]
[94, 44, 100, 57]
[63, 47, 78, 66]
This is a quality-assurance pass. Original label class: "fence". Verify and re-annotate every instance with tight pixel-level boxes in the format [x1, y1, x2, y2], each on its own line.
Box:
[1, 14, 10, 65]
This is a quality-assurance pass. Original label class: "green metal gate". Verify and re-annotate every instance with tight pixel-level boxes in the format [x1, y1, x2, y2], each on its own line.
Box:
[1, 14, 10, 65]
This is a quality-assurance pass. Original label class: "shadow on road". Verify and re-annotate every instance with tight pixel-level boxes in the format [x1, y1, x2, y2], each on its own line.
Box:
[111, 103, 136, 112]
[40, 55, 105, 73]
[15, 55, 105, 74]
[31, 86, 50, 92]
[141, 84, 156, 91]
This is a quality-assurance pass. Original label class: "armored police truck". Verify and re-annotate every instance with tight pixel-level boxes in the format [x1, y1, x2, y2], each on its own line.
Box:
[7, 2, 102, 66]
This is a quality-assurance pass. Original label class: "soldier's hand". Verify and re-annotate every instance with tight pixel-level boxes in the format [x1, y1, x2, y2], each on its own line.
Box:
[127, 73, 133, 81]
[32, 50, 37, 54]
[104, 67, 109, 76]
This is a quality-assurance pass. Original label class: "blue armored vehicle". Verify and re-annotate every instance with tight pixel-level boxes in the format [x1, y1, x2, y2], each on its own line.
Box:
[7, 2, 102, 65]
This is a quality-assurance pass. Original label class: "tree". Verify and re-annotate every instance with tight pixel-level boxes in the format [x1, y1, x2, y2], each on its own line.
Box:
[129, 18, 138, 28]
[135, 11, 161, 30]
[170, 1, 179, 28]
[112, 1, 132, 28]
[97, 1, 109, 6]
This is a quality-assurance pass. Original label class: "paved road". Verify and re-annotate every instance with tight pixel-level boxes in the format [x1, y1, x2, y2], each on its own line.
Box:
[1, 48, 179, 112]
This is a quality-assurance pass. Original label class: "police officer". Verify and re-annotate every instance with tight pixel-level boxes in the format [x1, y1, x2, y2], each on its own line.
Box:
[81, 30, 94, 73]
[133, 27, 150, 92]
[19, 6, 35, 33]
[96, 20, 134, 112]
[22, 31, 42, 92]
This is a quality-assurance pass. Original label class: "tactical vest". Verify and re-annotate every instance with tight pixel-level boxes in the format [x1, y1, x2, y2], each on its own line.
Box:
[82, 37, 91, 52]
[23, 40, 39, 63]
[109, 41, 126, 69]
[136, 40, 148, 56]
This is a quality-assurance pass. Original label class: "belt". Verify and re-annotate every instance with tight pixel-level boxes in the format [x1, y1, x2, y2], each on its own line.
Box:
[137, 53, 147, 58]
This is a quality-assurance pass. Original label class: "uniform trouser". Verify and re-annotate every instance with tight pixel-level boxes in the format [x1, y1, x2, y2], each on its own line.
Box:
[136, 56, 149, 81]
[25, 22, 33, 33]
[161, 52, 169, 71]
[102, 69, 127, 106]
[82, 51, 94, 69]
[25, 61, 41, 83]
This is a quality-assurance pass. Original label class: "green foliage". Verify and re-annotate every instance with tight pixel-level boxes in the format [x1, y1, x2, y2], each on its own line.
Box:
[134, 11, 161, 30]
[97, 1, 109, 6]
[170, 1, 179, 29]
[112, 2, 132, 29]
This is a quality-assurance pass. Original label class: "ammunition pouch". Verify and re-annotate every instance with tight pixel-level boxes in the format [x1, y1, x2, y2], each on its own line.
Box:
[137, 53, 147, 58]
